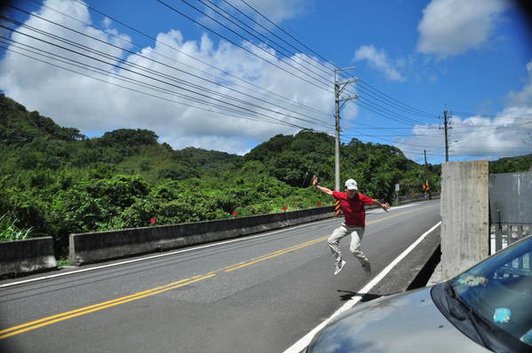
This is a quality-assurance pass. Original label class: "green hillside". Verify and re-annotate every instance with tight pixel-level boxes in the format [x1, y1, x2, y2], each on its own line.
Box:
[489, 154, 532, 173]
[1, 94, 527, 255]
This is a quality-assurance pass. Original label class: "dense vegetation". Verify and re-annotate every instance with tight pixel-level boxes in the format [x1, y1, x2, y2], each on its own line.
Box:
[1, 95, 528, 255]
[489, 154, 532, 174]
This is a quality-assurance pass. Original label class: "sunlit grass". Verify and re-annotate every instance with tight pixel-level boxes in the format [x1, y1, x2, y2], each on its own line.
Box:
[0, 214, 34, 242]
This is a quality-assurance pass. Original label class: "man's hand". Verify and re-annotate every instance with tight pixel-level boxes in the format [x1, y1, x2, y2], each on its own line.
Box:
[312, 175, 319, 187]
[382, 203, 391, 212]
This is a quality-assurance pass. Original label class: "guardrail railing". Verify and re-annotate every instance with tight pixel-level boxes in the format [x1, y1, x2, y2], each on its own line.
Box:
[490, 223, 531, 254]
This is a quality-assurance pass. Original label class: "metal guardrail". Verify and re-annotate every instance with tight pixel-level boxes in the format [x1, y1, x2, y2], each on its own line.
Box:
[397, 193, 440, 204]
[490, 223, 531, 254]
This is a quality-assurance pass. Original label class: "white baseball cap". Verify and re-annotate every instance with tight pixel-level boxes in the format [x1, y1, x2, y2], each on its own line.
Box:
[345, 179, 358, 190]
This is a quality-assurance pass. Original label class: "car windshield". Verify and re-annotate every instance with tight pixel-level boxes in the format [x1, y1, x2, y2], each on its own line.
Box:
[448, 236, 532, 347]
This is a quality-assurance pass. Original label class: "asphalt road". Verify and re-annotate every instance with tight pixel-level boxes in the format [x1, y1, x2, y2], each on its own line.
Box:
[0, 200, 441, 353]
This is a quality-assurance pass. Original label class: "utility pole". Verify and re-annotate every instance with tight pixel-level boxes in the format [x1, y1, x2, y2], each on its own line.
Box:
[439, 109, 452, 162]
[334, 67, 358, 190]
[424, 149, 431, 200]
[443, 110, 451, 162]
[334, 75, 341, 191]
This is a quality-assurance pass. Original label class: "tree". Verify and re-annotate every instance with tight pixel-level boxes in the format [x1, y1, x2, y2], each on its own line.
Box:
[1, 94, 525, 259]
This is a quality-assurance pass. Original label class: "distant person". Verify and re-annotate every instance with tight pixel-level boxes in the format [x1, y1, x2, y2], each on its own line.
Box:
[312, 175, 390, 276]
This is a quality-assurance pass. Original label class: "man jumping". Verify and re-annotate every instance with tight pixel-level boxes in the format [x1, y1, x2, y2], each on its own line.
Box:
[313, 175, 390, 275]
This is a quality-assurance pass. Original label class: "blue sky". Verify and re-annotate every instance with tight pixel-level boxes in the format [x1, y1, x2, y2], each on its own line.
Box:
[1, 0, 531, 165]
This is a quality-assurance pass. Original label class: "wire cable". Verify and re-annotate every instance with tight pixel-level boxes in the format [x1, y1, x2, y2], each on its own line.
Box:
[2, 13, 335, 131]
[57, 0, 331, 117]
[8, 4, 332, 126]
[156, 0, 332, 91]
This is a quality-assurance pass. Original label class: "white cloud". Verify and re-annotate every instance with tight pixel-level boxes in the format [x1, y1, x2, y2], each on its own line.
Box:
[0, 0, 332, 155]
[447, 113, 531, 158]
[353, 45, 405, 82]
[417, 0, 509, 57]
[505, 61, 532, 107]
[399, 61, 532, 161]
[227, 0, 310, 23]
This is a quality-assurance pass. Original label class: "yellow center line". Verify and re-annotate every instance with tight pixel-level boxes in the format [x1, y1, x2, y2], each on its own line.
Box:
[0, 274, 215, 340]
[0, 208, 416, 339]
[223, 237, 327, 272]
[367, 209, 411, 224]
[222, 210, 412, 273]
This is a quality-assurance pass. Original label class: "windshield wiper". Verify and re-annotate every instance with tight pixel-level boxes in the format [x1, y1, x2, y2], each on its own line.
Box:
[463, 306, 492, 348]
[444, 282, 492, 348]
[444, 283, 467, 320]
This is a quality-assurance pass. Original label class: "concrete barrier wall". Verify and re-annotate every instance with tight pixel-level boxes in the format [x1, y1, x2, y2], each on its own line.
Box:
[440, 161, 489, 280]
[70, 206, 335, 266]
[0, 237, 57, 277]
[1, 200, 435, 274]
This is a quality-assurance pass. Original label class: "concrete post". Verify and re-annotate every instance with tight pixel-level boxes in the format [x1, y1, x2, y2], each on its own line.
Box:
[440, 161, 490, 279]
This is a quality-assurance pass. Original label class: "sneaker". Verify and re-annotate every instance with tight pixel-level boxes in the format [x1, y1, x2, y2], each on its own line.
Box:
[334, 260, 346, 275]
[361, 262, 372, 275]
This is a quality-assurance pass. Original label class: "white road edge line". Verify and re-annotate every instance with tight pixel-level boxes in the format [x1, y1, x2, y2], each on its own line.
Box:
[282, 221, 442, 353]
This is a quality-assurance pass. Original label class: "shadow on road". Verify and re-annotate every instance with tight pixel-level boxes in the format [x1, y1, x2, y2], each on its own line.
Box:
[337, 290, 382, 302]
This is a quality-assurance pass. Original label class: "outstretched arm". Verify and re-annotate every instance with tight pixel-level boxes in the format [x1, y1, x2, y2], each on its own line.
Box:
[312, 175, 333, 196]
[372, 199, 391, 212]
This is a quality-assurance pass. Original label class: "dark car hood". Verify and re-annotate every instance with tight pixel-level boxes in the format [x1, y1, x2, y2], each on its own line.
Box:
[308, 287, 491, 353]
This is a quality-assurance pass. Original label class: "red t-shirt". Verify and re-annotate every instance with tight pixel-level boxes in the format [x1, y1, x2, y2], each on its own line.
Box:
[332, 191, 374, 227]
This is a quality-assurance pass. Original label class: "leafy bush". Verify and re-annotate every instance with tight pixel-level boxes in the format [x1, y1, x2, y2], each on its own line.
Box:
[0, 213, 34, 242]
[1, 94, 526, 256]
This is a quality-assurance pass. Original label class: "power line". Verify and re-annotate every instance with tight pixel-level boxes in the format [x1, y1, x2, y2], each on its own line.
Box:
[452, 110, 532, 119]
[2, 10, 335, 131]
[8, 0, 507, 163]
[156, 0, 440, 131]
[357, 79, 437, 118]
[0, 38, 319, 131]
[0, 23, 333, 133]
[232, 0, 439, 126]
[156, 0, 332, 91]
[192, 0, 334, 82]
[216, 0, 336, 82]
[14, 2, 332, 122]
[235, 0, 335, 66]
[52, 0, 330, 118]
[354, 99, 426, 126]
[68, 0, 439, 135]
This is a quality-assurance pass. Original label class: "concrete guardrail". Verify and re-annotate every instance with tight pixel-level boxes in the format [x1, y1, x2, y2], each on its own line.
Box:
[69, 206, 335, 266]
[1, 196, 435, 275]
[0, 237, 57, 277]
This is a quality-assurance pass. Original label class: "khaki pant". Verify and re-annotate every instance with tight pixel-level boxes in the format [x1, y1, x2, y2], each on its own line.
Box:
[328, 223, 370, 266]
